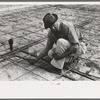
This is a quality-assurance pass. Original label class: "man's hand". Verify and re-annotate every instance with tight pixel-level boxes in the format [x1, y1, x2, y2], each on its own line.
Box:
[53, 54, 62, 60]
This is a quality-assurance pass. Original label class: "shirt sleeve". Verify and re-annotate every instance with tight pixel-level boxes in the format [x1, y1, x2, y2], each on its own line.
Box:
[47, 30, 55, 45]
[62, 22, 79, 44]
[47, 30, 55, 46]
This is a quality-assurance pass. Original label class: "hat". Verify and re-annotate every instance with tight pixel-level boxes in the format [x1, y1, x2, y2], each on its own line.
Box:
[43, 13, 58, 29]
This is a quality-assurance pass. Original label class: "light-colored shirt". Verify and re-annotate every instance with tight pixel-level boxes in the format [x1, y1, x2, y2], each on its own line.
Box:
[48, 21, 80, 45]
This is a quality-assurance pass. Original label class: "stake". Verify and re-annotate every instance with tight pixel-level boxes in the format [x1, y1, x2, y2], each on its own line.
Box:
[8, 38, 13, 51]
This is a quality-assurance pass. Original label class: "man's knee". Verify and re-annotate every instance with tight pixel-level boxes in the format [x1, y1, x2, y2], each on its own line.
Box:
[56, 38, 71, 48]
[57, 38, 66, 44]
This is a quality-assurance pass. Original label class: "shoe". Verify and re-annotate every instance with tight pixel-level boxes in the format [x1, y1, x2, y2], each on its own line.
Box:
[51, 66, 63, 75]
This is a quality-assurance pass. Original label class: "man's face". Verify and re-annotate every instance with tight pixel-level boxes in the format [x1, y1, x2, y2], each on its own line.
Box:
[50, 24, 57, 32]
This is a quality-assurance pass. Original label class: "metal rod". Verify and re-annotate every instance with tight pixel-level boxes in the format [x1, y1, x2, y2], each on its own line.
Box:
[20, 50, 50, 63]
[8, 58, 49, 81]
[16, 54, 76, 81]
[19, 51, 100, 81]
[0, 37, 46, 60]
[70, 68, 100, 81]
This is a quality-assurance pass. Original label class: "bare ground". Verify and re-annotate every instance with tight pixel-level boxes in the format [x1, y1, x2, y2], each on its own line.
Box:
[0, 4, 100, 81]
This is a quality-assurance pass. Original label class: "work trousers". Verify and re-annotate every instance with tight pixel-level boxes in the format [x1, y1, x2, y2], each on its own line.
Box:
[48, 38, 87, 69]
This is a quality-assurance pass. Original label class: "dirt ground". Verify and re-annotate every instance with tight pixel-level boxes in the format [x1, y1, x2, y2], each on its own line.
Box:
[0, 4, 100, 81]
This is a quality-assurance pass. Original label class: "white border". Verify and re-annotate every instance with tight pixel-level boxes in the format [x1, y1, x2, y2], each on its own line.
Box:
[0, 81, 100, 98]
[0, 2, 100, 5]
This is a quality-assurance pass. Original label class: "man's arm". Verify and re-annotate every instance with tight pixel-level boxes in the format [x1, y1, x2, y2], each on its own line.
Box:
[54, 44, 79, 60]
[35, 38, 54, 62]
[54, 22, 79, 60]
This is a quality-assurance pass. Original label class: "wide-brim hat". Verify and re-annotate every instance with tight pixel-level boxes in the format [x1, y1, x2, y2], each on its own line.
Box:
[43, 13, 58, 29]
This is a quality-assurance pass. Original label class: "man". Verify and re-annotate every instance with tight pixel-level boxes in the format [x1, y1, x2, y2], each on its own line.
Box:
[32, 13, 87, 75]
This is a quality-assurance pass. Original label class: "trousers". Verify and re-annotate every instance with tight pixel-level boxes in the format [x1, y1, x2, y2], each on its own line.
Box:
[48, 38, 87, 69]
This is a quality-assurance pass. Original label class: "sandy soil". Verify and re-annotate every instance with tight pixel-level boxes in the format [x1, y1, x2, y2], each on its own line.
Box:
[0, 4, 100, 81]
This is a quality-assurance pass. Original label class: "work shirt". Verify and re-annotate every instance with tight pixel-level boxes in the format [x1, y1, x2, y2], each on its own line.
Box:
[48, 21, 80, 45]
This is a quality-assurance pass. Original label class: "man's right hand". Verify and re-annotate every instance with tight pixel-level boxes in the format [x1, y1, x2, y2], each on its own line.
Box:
[52, 53, 57, 58]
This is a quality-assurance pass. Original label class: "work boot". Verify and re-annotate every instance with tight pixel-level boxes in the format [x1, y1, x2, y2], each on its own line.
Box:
[51, 65, 64, 75]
